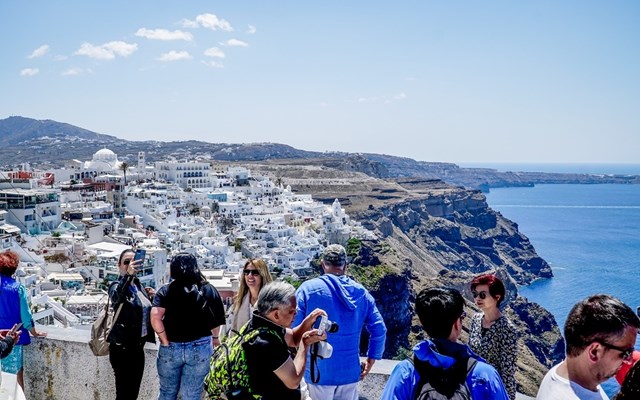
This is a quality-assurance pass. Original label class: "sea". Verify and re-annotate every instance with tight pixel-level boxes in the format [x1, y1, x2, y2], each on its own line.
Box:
[463, 163, 640, 397]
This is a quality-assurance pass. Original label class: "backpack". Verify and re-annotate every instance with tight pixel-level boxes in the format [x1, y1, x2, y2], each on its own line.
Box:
[88, 293, 124, 356]
[205, 322, 282, 400]
[411, 355, 478, 400]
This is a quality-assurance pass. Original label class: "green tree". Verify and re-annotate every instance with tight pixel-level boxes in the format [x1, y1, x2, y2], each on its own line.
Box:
[119, 162, 130, 185]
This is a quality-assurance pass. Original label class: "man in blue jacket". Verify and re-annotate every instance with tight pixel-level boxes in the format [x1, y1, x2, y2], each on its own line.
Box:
[382, 287, 509, 400]
[293, 244, 387, 400]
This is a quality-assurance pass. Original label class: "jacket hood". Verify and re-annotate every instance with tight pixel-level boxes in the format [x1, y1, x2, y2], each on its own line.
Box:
[413, 338, 481, 370]
[318, 274, 364, 311]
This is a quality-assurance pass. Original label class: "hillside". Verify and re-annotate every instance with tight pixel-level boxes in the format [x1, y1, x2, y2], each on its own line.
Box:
[0, 116, 117, 147]
[1, 116, 638, 190]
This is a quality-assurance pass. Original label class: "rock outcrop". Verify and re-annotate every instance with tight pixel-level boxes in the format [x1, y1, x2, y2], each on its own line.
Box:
[353, 184, 552, 284]
[348, 241, 563, 397]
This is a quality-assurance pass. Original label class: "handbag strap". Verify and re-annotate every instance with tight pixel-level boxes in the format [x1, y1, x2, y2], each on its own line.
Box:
[102, 287, 125, 332]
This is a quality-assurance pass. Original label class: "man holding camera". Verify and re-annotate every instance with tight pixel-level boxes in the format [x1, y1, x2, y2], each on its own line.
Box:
[293, 244, 387, 400]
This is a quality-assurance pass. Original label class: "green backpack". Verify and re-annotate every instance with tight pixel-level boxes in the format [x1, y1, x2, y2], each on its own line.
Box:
[205, 322, 282, 400]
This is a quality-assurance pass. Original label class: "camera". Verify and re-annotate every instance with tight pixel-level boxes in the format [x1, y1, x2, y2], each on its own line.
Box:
[317, 315, 339, 336]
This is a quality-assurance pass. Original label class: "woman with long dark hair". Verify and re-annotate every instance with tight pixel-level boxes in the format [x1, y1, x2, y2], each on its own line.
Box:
[468, 274, 517, 400]
[151, 252, 225, 400]
[107, 248, 155, 400]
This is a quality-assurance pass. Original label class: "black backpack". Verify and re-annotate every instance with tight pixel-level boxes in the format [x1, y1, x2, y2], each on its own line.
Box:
[410, 355, 478, 400]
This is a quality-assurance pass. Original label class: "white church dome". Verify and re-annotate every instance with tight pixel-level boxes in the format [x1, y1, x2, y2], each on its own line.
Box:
[93, 148, 117, 162]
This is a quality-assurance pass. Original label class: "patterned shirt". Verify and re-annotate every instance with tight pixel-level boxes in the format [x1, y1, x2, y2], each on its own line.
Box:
[468, 312, 518, 400]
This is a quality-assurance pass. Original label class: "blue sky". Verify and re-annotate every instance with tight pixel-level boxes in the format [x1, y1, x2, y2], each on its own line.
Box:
[1, 1, 639, 163]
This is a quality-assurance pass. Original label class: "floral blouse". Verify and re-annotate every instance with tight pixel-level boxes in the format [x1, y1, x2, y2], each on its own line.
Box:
[468, 312, 518, 400]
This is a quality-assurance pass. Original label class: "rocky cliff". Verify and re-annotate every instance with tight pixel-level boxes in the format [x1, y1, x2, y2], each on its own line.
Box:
[353, 181, 552, 285]
[348, 239, 563, 397]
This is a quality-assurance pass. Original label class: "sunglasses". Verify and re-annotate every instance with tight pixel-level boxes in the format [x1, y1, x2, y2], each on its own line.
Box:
[594, 339, 635, 360]
[471, 290, 488, 300]
[243, 269, 261, 276]
[459, 311, 467, 321]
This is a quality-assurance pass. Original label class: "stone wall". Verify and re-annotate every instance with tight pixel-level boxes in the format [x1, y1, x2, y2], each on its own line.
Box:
[23, 326, 535, 400]
[22, 326, 392, 400]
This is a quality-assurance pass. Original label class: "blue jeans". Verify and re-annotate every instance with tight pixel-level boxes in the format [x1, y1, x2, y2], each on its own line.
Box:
[157, 336, 213, 400]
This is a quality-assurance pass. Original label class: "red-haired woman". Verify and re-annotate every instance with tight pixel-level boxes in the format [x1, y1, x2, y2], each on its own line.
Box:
[468, 274, 517, 400]
[0, 250, 47, 388]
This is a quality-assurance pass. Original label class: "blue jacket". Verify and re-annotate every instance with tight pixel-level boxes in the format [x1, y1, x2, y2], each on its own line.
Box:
[293, 274, 387, 385]
[0, 275, 34, 346]
[381, 339, 509, 400]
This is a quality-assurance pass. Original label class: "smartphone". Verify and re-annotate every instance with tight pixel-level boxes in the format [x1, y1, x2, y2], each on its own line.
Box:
[133, 249, 146, 264]
[9, 323, 23, 334]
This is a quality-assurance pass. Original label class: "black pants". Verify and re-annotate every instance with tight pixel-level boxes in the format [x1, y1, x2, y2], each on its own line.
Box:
[109, 342, 146, 400]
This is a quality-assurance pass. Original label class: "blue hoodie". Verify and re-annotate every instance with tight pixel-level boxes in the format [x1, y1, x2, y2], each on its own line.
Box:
[293, 274, 387, 385]
[381, 339, 509, 400]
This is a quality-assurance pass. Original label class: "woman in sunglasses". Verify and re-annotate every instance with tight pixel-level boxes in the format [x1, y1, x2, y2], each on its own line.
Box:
[107, 248, 155, 400]
[468, 274, 517, 400]
[227, 258, 273, 337]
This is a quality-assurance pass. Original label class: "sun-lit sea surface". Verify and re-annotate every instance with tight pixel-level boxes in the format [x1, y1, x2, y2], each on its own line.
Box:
[478, 164, 640, 397]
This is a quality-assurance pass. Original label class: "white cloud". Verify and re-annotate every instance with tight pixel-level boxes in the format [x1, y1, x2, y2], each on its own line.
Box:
[135, 28, 193, 41]
[54, 55, 68, 61]
[393, 93, 407, 100]
[20, 68, 39, 77]
[182, 13, 233, 31]
[204, 47, 225, 58]
[28, 45, 49, 59]
[180, 18, 199, 28]
[201, 60, 224, 68]
[220, 39, 248, 47]
[359, 93, 407, 104]
[320, 102, 329, 108]
[358, 96, 380, 103]
[62, 68, 84, 76]
[247, 25, 257, 34]
[74, 41, 138, 60]
[157, 50, 192, 62]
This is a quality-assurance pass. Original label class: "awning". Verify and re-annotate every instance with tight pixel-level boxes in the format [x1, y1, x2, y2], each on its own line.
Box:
[0, 224, 21, 234]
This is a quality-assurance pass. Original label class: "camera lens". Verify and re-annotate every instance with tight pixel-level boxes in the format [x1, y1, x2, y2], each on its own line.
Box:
[328, 322, 339, 333]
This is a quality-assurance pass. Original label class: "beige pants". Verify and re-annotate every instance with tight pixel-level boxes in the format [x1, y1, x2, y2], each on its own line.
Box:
[307, 382, 358, 400]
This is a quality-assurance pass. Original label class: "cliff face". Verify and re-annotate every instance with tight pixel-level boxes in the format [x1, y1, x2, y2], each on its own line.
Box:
[349, 240, 563, 397]
[353, 185, 552, 284]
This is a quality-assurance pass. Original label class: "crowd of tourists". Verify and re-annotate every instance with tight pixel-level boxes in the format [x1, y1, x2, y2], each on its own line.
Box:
[2, 245, 640, 400]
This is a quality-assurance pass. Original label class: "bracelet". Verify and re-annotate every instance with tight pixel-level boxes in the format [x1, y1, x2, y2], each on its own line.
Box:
[155, 330, 165, 334]
[212, 336, 219, 339]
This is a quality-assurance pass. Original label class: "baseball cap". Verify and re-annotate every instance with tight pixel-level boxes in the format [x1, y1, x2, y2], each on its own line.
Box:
[322, 244, 346, 265]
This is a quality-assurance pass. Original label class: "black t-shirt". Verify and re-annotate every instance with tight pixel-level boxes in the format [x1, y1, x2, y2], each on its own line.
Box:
[153, 281, 225, 343]
[244, 314, 301, 400]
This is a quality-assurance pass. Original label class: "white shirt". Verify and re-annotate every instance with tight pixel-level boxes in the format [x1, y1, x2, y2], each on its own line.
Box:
[536, 363, 609, 400]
